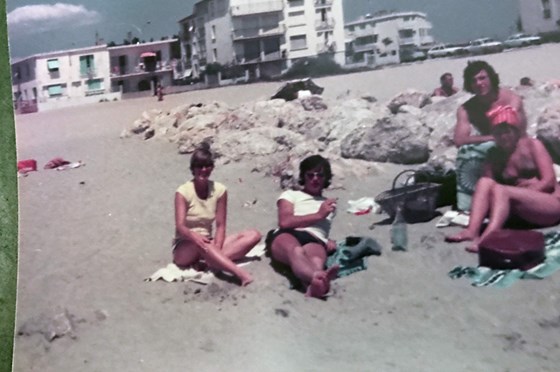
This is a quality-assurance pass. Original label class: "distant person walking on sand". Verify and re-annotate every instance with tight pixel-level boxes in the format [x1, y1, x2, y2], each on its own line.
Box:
[446, 105, 560, 252]
[173, 143, 262, 286]
[266, 155, 339, 299]
[157, 83, 164, 101]
[453, 61, 528, 210]
[432, 72, 459, 97]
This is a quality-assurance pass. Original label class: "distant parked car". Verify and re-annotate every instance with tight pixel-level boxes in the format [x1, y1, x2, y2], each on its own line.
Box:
[503, 33, 542, 48]
[466, 38, 504, 55]
[427, 44, 467, 58]
[400, 47, 427, 63]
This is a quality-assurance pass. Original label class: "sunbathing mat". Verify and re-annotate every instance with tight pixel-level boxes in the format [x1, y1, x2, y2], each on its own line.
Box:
[448, 231, 560, 288]
[145, 242, 266, 284]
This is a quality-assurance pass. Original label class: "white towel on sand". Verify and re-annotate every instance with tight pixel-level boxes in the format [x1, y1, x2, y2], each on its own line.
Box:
[145, 243, 267, 284]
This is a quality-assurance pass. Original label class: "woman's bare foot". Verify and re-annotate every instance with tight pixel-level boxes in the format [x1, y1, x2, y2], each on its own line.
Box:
[465, 239, 480, 253]
[445, 229, 477, 243]
[305, 272, 329, 299]
[238, 272, 253, 287]
[325, 265, 339, 281]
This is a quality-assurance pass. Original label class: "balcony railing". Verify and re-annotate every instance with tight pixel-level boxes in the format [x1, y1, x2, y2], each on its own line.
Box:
[316, 41, 336, 53]
[352, 42, 376, 53]
[80, 68, 97, 79]
[314, 0, 333, 8]
[230, 0, 284, 16]
[235, 49, 284, 64]
[232, 24, 286, 40]
[315, 18, 335, 31]
[110, 62, 173, 77]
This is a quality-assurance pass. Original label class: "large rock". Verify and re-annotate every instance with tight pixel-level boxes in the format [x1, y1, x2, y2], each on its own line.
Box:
[387, 89, 432, 114]
[340, 113, 431, 164]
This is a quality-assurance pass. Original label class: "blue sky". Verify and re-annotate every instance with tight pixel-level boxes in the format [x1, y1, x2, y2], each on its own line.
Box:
[7, 0, 520, 59]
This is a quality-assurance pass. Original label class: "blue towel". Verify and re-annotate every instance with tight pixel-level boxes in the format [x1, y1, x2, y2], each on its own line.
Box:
[448, 231, 560, 288]
[326, 237, 383, 278]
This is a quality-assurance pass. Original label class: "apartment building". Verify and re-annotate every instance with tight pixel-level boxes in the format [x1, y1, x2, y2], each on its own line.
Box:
[345, 11, 434, 66]
[519, 0, 560, 34]
[109, 39, 178, 94]
[178, 0, 346, 79]
[10, 45, 115, 112]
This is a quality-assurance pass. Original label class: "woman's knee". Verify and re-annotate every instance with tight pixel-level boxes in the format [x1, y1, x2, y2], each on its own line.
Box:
[245, 229, 262, 244]
[476, 176, 497, 191]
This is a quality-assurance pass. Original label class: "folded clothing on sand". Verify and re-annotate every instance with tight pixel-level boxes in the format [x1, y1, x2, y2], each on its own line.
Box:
[146, 243, 267, 283]
[448, 231, 560, 288]
[326, 236, 383, 278]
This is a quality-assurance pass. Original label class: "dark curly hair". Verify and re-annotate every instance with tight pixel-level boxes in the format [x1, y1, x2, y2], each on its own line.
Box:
[190, 142, 214, 174]
[463, 60, 500, 94]
[297, 155, 332, 188]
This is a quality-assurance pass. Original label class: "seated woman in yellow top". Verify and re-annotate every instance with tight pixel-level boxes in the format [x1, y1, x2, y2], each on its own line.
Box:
[173, 143, 261, 286]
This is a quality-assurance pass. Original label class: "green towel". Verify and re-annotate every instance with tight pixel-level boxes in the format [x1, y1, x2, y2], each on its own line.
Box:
[448, 231, 560, 288]
[456, 141, 495, 211]
[326, 237, 383, 278]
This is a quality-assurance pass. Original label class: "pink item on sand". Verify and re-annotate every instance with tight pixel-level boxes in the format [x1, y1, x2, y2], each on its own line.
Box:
[17, 159, 37, 172]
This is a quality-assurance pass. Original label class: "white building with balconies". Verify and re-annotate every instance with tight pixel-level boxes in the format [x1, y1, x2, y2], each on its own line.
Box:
[108, 39, 178, 94]
[178, 0, 346, 80]
[345, 11, 434, 67]
[10, 45, 118, 112]
[518, 0, 560, 34]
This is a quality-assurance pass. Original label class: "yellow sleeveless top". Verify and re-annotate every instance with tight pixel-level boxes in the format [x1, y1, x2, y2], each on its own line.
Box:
[176, 180, 226, 237]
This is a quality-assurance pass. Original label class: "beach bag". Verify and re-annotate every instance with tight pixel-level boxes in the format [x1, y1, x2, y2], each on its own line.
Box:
[414, 167, 457, 207]
[478, 230, 545, 270]
[375, 170, 441, 223]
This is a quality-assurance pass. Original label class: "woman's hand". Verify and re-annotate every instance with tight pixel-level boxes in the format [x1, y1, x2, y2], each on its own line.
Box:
[326, 239, 337, 253]
[188, 232, 212, 252]
[516, 177, 541, 190]
[318, 198, 337, 218]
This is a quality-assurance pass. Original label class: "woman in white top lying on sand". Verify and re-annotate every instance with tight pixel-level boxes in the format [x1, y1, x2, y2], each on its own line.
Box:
[266, 155, 339, 299]
[445, 105, 560, 252]
[173, 143, 262, 286]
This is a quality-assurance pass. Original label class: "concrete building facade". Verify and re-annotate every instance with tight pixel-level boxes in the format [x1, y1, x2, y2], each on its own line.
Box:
[10, 45, 117, 112]
[178, 0, 346, 80]
[345, 11, 434, 67]
[108, 39, 178, 94]
[519, 0, 560, 34]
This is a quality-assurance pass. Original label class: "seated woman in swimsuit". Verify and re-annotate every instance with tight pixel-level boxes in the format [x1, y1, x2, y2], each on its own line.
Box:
[267, 155, 339, 299]
[173, 143, 262, 286]
[446, 105, 560, 252]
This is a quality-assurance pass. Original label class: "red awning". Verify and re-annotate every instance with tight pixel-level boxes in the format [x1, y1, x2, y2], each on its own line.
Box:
[140, 52, 156, 58]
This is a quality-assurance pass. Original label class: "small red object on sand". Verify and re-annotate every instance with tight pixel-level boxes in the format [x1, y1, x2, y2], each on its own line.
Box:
[17, 159, 37, 172]
[44, 157, 71, 169]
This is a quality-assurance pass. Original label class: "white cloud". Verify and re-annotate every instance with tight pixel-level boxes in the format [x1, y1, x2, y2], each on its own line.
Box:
[8, 3, 101, 33]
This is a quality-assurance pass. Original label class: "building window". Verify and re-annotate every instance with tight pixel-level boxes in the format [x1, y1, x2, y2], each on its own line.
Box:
[47, 59, 59, 71]
[290, 34, 307, 50]
[79, 55, 95, 77]
[359, 24, 365, 30]
[47, 84, 63, 96]
[399, 29, 415, 38]
[542, 0, 551, 19]
[86, 78, 103, 91]
[213, 48, 218, 61]
[348, 25, 354, 32]
[211, 25, 216, 41]
[288, 0, 304, 7]
[289, 10, 304, 17]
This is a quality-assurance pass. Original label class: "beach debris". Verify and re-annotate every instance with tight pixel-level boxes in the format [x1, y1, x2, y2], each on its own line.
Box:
[346, 197, 382, 215]
[271, 78, 324, 101]
[242, 198, 258, 208]
[18, 308, 78, 342]
[17, 159, 37, 175]
[300, 95, 328, 111]
[274, 308, 289, 317]
[56, 161, 84, 171]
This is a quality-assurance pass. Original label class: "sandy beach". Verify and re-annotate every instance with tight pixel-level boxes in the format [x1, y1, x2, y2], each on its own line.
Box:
[13, 44, 560, 371]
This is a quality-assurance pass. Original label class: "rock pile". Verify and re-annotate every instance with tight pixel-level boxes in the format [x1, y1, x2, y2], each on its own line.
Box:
[123, 84, 560, 180]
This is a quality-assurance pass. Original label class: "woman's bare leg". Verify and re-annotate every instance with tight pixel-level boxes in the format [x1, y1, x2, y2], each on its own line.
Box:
[221, 229, 262, 261]
[467, 185, 560, 252]
[173, 241, 201, 268]
[446, 177, 496, 243]
[270, 234, 318, 285]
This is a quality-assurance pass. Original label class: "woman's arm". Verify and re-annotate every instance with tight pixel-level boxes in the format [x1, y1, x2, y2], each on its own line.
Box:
[214, 191, 227, 250]
[174, 192, 211, 250]
[524, 139, 557, 193]
[277, 198, 335, 229]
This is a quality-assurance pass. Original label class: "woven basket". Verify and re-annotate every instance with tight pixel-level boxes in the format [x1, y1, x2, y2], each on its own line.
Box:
[375, 170, 441, 223]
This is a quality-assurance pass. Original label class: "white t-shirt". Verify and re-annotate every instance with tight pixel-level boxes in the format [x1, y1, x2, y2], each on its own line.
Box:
[277, 189, 335, 243]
